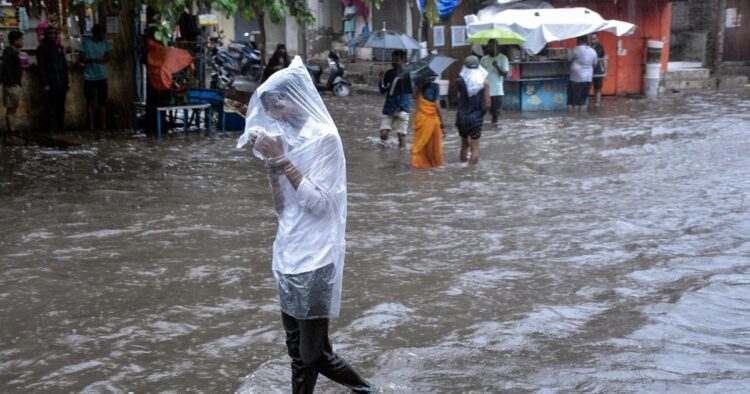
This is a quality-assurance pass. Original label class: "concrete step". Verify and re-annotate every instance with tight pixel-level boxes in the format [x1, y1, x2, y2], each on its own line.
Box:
[718, 75, 749, 89]
[717, 63, 750, 77]
[665, 77, 717, 91]
[664, 68, 711, 81]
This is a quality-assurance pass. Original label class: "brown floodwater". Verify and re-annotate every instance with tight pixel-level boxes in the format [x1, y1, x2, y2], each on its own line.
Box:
[1, 89, 750, 393]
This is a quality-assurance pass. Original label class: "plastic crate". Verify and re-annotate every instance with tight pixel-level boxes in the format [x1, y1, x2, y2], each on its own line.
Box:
[224, 112, 245, 131]
[188, 88, 224, 104]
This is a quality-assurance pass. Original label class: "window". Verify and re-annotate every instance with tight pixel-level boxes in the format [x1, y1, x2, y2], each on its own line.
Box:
[433, 25, 444, 47]
[451, 25, 467, 47]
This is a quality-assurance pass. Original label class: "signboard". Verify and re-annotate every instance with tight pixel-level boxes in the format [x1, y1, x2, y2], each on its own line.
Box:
[433, 25, 444, 47]
[726, 8, 741, 28]
[451, 25, 466, 47]
[106, 16, 119, 34]
[199, 14, 219, 26]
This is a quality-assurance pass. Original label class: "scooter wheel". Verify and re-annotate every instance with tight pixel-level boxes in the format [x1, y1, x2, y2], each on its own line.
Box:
[333, 84, 351, 97]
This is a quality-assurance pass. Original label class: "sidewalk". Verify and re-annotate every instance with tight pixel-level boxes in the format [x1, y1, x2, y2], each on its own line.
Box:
[338, 59, 391, 87]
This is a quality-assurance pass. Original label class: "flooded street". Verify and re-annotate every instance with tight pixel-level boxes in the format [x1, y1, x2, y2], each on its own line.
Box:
[2, 89, 750, 393]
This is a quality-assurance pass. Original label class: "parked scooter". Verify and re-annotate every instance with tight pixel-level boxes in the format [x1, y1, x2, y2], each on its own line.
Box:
[306, 50, 352, 96]
[227, 40, 262, 81]
[208, 33, 262, 90]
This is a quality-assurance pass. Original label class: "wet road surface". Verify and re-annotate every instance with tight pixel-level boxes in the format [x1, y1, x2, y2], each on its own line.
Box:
[1, 89, 750, 393]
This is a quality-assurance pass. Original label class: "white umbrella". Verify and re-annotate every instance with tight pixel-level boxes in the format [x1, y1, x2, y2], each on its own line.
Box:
[468, 7, 637, 55]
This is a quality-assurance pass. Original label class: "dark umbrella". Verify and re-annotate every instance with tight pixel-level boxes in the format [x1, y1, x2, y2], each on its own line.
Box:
[398, 54, 456, 93]
[403, 54, 456, 78]
[345, 29, 421, 50]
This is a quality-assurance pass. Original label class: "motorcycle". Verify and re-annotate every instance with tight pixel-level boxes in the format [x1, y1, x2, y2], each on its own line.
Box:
[227, 40, 262, 81]
[306, 50, 352, 97]
[208, 34, 262, 90]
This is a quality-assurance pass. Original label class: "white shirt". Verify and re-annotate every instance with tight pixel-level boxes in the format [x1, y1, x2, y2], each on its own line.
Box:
[480, 54, 509, 96]
[568, 45, 599, 83]
[271, 118, 347, 275]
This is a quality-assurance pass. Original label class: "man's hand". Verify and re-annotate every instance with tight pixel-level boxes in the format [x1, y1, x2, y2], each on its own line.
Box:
[255, 134, 284, 160]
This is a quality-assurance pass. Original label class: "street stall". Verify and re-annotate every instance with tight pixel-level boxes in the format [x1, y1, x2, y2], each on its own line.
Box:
[467, 7, 636, 111]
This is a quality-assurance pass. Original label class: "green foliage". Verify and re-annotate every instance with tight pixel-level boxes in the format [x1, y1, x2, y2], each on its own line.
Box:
[73, 0, 385, 46]
[423, 0, 439, 24]
[238, 0, 313, 25]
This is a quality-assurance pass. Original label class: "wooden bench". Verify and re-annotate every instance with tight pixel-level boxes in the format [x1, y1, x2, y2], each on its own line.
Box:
[133, 102, 213, 139]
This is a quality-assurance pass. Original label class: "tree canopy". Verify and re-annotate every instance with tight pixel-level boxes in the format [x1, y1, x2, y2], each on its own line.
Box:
[74, 0, 382, 46]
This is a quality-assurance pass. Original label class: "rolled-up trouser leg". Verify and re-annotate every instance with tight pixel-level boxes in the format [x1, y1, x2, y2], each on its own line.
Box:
[295, 316, 373, 393]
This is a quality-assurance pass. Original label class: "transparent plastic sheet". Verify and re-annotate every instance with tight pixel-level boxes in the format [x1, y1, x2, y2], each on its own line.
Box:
[237, 56, 347, 319]
[459, 66, 488, 96]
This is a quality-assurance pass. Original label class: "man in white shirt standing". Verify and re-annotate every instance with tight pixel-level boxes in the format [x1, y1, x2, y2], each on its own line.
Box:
[567, 35, 599, 113]
[238, 57, 373, 393]
[480, 39, 509, 125]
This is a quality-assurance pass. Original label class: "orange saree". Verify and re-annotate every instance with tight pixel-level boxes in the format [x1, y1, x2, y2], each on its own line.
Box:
[410, 93, 444, 169]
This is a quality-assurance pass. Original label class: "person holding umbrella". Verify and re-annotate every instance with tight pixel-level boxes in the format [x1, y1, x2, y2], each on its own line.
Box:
[409, 72, 445, 169]
[467, 29, 524, 125]
[479, 39, 509, 124]
[378, 49, 411, 148]
[400, 53, 455, 168]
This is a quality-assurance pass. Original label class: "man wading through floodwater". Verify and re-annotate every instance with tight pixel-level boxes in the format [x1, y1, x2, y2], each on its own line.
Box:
[237, 57, 373, 393]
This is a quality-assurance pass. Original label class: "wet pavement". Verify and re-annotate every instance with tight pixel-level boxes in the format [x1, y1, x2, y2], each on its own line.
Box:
[1, 89, 750, 393]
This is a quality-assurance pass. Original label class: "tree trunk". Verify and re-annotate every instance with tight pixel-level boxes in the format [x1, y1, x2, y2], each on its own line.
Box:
[92, 0, 137, 129]
[253, 6, 267, 65]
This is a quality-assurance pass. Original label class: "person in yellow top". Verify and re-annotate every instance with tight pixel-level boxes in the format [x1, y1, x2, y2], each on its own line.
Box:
[409, 75, 445, 169]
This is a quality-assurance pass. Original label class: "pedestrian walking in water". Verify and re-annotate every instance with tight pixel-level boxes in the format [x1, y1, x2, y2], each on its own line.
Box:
[2, 30, 23, 143]
[409, 75, 444, 169]
[455, 55, 489, 165]
[567, 35, 598, 113]
[378, 49, 411, 148]
[237, 57, 373, 394]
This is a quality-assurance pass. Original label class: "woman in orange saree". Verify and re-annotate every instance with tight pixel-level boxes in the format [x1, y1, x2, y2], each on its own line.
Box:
[410, 78, 445, 169]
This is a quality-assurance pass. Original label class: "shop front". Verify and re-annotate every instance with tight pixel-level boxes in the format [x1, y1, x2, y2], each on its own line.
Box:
[468, 6, 637, 111]
[2, 1, 132, 132]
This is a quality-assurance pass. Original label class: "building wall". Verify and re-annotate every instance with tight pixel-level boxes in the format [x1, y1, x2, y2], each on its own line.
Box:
[550, 0, 672, 95]
[427, 0, 483, 99]
[7, 13, 135, 131]
[670, 0, 719, 65]
[305, 0, 344, 59]
[264, 13, 287, 58]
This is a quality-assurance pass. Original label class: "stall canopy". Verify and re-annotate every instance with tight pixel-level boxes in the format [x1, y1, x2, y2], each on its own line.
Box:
[467, 7, 637, 54]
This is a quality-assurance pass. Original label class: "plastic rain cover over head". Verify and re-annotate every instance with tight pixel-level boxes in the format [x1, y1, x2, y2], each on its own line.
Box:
[237, 56, 347, 319]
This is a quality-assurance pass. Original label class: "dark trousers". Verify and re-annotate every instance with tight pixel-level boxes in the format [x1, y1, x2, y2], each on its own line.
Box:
[281, 312, 372, 393]
[490, 95, 503, 122]
[48, 86, 67, 130]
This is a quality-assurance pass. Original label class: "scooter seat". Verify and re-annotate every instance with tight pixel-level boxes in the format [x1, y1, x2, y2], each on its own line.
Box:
[306, 65, 322, 76]
[228, 43, 245, 52]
